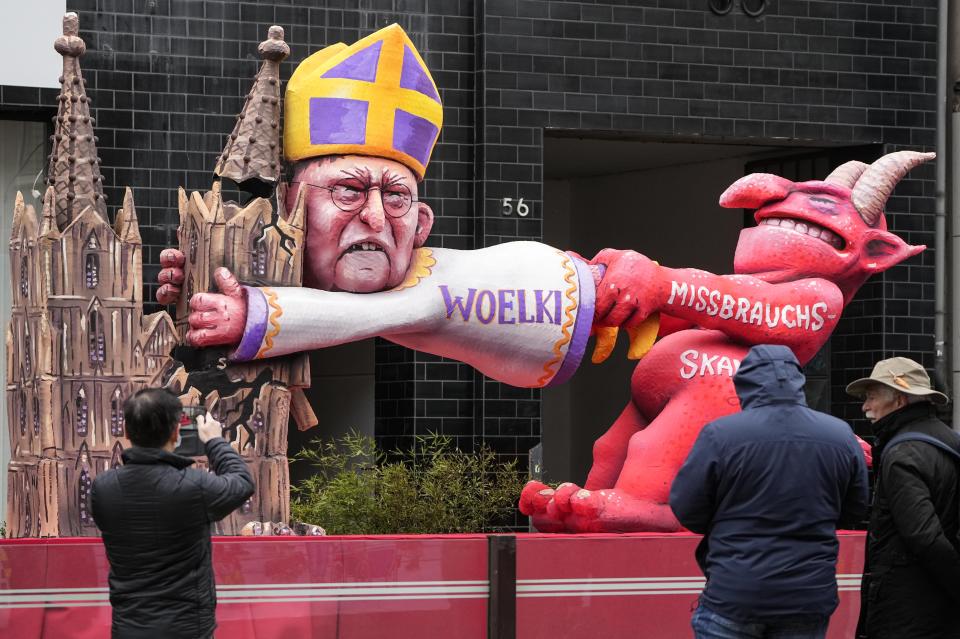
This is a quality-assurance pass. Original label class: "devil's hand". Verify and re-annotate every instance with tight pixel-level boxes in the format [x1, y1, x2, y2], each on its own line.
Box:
[590, 248, 661, 329]
[185, 268, 247, 348]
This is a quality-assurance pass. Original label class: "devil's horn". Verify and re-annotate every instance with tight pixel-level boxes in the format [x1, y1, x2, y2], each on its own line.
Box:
[851, 151, 935, 227]
[824, 161, 868, 189]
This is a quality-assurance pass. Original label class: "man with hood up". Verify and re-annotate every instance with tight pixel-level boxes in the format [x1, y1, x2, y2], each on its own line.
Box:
[670, 344, 869, 639]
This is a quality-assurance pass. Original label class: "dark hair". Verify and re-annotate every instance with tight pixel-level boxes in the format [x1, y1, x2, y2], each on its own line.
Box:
[123, 388, 182, 448]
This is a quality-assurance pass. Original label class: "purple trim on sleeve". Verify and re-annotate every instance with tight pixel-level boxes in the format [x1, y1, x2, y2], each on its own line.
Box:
[229, 286, 269, 362]
[548, 254, 595, 387]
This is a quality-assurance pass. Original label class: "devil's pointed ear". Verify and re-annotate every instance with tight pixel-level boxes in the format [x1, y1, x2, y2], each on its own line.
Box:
[719, 174, 794, 209]
[860, 228, 925, 274]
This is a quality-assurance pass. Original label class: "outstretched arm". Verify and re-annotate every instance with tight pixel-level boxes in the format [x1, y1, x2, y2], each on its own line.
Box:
[186, 268, 443, 360]
[590, 249, 843, 362]
[232, 283, 445, 361]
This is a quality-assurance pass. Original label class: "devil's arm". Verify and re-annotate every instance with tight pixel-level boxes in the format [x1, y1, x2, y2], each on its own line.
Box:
[648, 267, 843, 360]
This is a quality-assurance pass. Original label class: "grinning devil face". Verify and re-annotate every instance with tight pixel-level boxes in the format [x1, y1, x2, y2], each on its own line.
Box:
[721, 162, 927, 302]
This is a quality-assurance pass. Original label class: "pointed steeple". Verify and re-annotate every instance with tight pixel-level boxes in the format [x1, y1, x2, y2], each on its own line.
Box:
[214, 25, 289, 197]
[114, 188, 141, 244]
[10, 191, 24, 244]
[47, 12, 105, 231]
[38, 187, 60, 239]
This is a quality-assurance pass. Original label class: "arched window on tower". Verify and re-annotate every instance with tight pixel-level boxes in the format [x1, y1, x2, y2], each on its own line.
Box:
[77, 445, 93, 526]
[75, 387, 88, 437]
[32, 395, 40, 436]
[189, 221, 199, 261]
[18, 389, 26, 436]
[85, 253, 99, 288]
[88, 310, 105, 365]
[110, 387, 124, 437]
[110, 442, 123, 469]
[250, 409, 264, 432]
[251, 219, 267, 277]
[23, 331, 32, 379]
[19, 255, 28, 298]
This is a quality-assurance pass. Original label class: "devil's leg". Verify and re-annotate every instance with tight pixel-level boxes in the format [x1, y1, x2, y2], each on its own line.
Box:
[583, 399, 649, 490]
[520, 398, 648, 532]
[565, 393, 733, 532]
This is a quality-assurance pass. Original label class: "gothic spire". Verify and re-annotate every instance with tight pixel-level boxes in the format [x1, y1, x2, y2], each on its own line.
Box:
[39, 187, 60, 239]
[46, 12, 105, 231]
[114, 187, 141, 244]
[214, 25, 289, 198]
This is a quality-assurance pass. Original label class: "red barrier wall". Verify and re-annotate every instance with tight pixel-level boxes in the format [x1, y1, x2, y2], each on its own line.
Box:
[517, 532, 865, 639]
[0, 532, 864, 638]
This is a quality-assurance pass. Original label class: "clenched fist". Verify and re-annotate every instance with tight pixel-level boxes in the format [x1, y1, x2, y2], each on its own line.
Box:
[185, 268, 248, 348]
[156, 248, 186, 305]
[589, 248, 662, 329]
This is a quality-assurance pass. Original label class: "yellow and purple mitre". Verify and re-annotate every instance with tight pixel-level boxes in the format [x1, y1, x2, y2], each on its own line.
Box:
[284, 24, 443, 180]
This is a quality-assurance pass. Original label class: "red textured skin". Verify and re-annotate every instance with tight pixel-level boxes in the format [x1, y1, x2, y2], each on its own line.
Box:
[521, 178, 922, 533]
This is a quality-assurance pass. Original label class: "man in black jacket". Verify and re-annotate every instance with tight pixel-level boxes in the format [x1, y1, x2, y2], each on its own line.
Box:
[92, 388, 255, 639]
[670, 344, 869, 639]
[847, 357, 960, 639]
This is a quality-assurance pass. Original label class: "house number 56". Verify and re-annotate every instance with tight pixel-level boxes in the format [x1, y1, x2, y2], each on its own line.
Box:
[502, 197, 530, 216]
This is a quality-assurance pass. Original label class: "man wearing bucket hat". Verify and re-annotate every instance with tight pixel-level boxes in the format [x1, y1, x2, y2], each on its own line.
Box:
[847, 357, 960, 639]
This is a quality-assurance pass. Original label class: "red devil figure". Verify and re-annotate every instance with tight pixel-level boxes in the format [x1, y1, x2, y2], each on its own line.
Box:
[520, 150, 933, 533]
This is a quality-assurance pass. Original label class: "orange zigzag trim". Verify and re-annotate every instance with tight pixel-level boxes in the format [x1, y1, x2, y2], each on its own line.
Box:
[255, 287, 283, 359]
[391, 247, 436, 291]
[537, 253, 579, 387]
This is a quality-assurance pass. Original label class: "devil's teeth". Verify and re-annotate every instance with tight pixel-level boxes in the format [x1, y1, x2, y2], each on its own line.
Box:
[761, 217, 844, 250]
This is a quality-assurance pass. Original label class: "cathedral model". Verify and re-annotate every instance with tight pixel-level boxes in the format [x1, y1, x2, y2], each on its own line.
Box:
[5, 14, 310, 537]
[163, 23, 316, 536]
[4, 14, 177, 537]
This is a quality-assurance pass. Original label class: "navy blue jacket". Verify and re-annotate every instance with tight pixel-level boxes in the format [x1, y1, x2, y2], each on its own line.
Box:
[669, 344, 869, 621]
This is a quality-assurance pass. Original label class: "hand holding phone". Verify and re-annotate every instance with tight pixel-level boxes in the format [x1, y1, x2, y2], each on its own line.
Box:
[196, 412, 224, 443]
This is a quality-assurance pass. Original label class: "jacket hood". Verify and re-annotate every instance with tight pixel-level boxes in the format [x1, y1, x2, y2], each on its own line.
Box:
[733, 344, 807, 409]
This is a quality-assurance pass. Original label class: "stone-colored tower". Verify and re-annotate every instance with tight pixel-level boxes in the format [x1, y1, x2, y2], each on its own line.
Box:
[166, 25, 316, 535]
[4, 13, 177, 537]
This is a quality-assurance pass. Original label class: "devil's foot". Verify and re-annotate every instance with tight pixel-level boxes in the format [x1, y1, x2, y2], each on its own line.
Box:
[519, 481, 596, 532]
[566, 488, 683, 532]
[564, 487, 683, 533]
[521, 481, 681, 533]
[519, 480, 569, 532]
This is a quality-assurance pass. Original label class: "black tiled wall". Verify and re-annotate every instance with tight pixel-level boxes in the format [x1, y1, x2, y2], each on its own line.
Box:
[0, 0, 939, 469]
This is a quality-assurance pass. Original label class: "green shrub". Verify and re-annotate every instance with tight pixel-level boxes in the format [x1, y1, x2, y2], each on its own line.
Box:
[290, 431, 525, 535]
[0, 521, 5, 539]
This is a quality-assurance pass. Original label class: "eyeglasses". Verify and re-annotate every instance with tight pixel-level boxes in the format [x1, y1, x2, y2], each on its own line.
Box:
[293, 181, 417, 218]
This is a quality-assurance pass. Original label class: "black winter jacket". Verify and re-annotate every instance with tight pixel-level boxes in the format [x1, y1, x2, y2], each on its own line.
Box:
[670, 344, 869, 622]
[859, 402, 960, 639]
[91, 438, 255, 639]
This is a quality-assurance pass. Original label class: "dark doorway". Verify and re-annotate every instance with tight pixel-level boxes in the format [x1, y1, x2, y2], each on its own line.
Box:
[540, 134, 878, 486]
